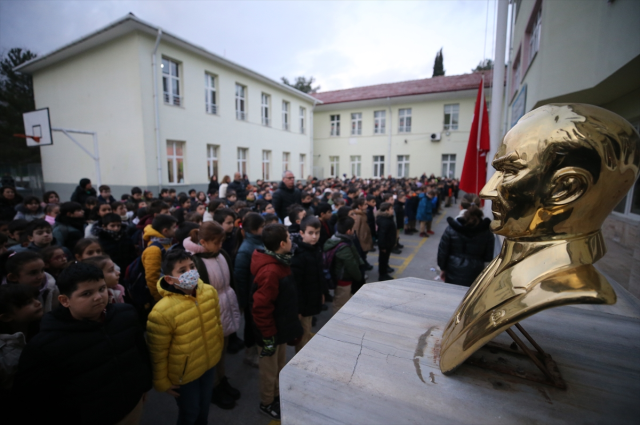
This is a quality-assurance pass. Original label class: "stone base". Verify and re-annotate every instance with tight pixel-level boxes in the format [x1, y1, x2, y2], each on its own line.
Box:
[281, 278, 640, 424]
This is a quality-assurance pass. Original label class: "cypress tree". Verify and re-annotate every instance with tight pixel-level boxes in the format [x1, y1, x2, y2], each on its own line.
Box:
[432, 48, 445, 77]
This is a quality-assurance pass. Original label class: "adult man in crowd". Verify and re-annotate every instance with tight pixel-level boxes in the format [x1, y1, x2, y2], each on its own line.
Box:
[273, 170, 301, 222]
[228, 172, 247, 201]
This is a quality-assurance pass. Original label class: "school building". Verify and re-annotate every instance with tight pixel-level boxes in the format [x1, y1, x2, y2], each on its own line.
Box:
[15, 13, 318, 201]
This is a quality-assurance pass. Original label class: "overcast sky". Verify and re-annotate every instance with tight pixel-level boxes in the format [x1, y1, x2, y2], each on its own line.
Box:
[0, 0, 499, 92]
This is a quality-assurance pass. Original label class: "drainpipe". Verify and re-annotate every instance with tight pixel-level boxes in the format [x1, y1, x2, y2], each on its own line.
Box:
[387, 97, 392, 177]
[152, 29, 163, 193]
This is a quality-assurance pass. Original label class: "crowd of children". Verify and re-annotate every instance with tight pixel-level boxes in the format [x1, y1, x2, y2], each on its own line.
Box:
[0, 174, 458, 424]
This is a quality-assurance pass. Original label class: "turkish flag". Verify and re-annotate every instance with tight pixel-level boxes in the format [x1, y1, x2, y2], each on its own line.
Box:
[459, 76, 490, 195]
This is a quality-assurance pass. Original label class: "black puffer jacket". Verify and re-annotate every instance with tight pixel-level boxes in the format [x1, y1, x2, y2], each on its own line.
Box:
[376, 212, 396, 250]
[96, 226, 137, 273]
[437, 217, 495, 287]
[12, 304, 152, 425]
[228, 179, 247, 200]
[0, 193, 23, 221]
[291, 240, 325, 317]
[272, 181, 301, 221]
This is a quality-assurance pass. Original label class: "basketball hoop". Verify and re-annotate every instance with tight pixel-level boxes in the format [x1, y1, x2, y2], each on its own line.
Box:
[14, 134, 42, 143]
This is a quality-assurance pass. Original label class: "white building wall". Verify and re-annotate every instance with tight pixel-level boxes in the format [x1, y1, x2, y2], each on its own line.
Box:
[313, 91, 489, 179]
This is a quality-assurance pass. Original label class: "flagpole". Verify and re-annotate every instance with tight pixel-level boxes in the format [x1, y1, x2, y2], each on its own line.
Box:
[476, 74, 484, 194]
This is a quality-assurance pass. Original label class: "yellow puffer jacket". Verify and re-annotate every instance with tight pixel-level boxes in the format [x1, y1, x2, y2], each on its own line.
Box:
[141, 225, 172, 301]
[146, 277, 224, 392]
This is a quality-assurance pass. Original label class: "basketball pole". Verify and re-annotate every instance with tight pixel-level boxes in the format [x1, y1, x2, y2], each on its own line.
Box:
[52, 128, 102, 187]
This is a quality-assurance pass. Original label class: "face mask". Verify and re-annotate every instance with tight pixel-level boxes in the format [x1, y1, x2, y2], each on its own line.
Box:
[170, 269, 199, 290]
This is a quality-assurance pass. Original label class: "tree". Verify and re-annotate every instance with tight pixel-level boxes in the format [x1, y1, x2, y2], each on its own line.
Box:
[473, 59, 494, 72]
[0, 48, 40, 167]
[432, 48, 445, 77]
[281, 76, 320, 94]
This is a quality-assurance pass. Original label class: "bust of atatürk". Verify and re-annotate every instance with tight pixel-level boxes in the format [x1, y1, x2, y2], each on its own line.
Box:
[440, 104, 640, 374]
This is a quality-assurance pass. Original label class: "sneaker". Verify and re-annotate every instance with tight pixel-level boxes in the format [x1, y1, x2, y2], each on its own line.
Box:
[220, 376, 241, 400]
[386, 267, 395, 273]
[364, 263, 373, 271]
[259, 402, 281, 420]
[243, 346, 259, 368]
[419, 232, 428, 237]
[427, 230, 435, 235]
[379, 274, 394, 281]
[226, 333, 244, 354]
[396, 242, 404, 249]
[211, 384, 236, 409]
[391, 248, 402, 254]
[404, 229, 412, 235]
[370, 247, 377, 253]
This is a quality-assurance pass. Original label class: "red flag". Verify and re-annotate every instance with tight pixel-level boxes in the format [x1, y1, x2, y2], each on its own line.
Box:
[459, 75, 490, 195]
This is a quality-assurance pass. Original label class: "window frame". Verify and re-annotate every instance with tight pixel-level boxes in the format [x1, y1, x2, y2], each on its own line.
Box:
[373, 155, 385, 178]
[207, 144, 219, 180]
[300, 154, 306, 178]
[397, 155, 410, 178]
[398, 108, 412, 133]
[443, 104, 459, 131]
[330, 115, 340, 136]
[350, 155, 361, 177]
[262, 150, 271, 181]
[282, 101, 290, 131]
[282, 152, 290, 173]
[374, 110, 386, 134]
[441, 154, 457, 178]
[299, 107, 306, 134]
[166, 140, 185, 184]
[261, 93, 270, 126]
[237, 147, 248, 175]
[162, 58, 182, 107]
[235, 83, 247, 121]
[204, 73, 217, 114]
[351, 112, 362, 136]
[329, 156, 340, 177]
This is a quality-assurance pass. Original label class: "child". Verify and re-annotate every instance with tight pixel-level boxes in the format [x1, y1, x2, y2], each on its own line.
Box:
[262, 213, 279, 226]
[147, 250, 224, 424]
[97, 213, 136, 273]
[251, 224, 303, 420]
[172, 195, 192, 224]
[97, 185, 116, 205]
[85, 202, 112, 238]
[184, 222, 241, 409]
[6, 219, 28, 249]
[44, 203, 59, 226]
[365, 195, 377, 249]
[13, 196, 45, 221]
[12, 262, 152, 424]
[53, 202, 85, 252]
[73, 238, 103, 261]
[226, 190, 237, 207]
[214, 208, 240, 263]
[417, 188, 434, 237]
[291, 216, 325, 352]
[111, 201, 133, 227]
[83, 255, 125, 303]
[0, 233, 7, 255]
[324, 216, 363, 314]
[376, 202, 397, 281]
[41, 245, 68, 280]
[316, 202, 333, 248]
[300, 191, 315, 216]
[349, 198, 373, 254]
[142, 214, 178, 302]
[0, 251, 59, 313]
[394, 192, 406, 250]
[0, 284, 43, 401]
[287, 205, 306, 247]
[404, 190, 419, 234]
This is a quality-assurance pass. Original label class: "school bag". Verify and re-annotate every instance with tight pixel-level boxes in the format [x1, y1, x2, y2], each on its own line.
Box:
[322, 242, 348, 290]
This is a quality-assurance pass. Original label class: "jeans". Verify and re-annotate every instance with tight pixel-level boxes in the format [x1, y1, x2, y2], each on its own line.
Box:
[175, 366, 215, 425]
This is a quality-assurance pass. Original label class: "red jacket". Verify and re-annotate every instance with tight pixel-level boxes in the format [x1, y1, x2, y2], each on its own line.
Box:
[250, 250, 301, 344]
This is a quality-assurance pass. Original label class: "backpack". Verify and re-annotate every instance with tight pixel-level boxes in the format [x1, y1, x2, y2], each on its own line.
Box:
[322, 242, 348, 290]
[123, 241, 165, 308]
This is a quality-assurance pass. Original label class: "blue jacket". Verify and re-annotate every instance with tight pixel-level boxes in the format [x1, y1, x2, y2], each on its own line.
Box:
[234, 232, 264, 309]
[417, 193, 433, 222]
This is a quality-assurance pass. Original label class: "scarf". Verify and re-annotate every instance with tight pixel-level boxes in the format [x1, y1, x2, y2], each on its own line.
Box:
[102, 228, 122, 240]
[150, 236, 172, 246]
[265, 249, 292, 266]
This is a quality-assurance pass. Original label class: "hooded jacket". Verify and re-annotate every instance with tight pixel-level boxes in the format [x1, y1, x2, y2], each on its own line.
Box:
[141, 225, 173, 301]
[272, 181, 302, 221]
[13, 203, 45, 221]
[146, 278, 223, 392]
[351, 209, 373, 252]
[376, 211, 397, 250]
[12, 303, 152, 425]
[416, 193, 433, 222]
[0, 192, 23, 221]
[437, 217, 495, 287]
[97, 225, 137, 273]
[250, 250, 302, 345]
[53, 215, 85, 252]
[70, 179, 97, 205]
[323, 234, 363, 283]
[291, 240, 325, 317]
[233, 232, 264, 309]
[184, 238, 241, 337]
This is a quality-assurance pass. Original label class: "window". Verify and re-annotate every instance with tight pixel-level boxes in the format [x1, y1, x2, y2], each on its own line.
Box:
[300, 107, 306, 134]
[329, 156, 340, 177]
[350, 156, 361, 177]
[397, 155, 410, 178]
[260, 93, 270, 126]
[207, 145, 219, 179]
[444, 104, 459, 130]
[282, 152, 290, 172]
[330, 115, 340, 136]
[442, 154, 456, 178]
[162, 58, 181, 106]
[235, 84, 246, 120]
[237, 148, 248, 175]
[204, 73, 217, 114]
[166, 141, 185, 184]
[398, 108, 412, 133]
[374, 110, 386, 134]
[351, 113, 362, 135]
[282, 101, 290, 131]
[300, 154, 306, 178]
[262, 150, 271, 180]
[511, 50, 521, 100]
[527, 8, 542, 66]
[373, 155, 385, 178]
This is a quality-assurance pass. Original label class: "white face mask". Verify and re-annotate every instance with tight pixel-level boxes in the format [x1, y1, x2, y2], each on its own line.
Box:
[170, 269, 199, 290]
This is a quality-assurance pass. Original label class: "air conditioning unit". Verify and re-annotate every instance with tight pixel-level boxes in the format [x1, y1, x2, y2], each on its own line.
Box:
[430, 132, 441, 141]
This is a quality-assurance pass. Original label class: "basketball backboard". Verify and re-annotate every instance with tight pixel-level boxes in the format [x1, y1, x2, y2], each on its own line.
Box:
[23, 108, 53, 147]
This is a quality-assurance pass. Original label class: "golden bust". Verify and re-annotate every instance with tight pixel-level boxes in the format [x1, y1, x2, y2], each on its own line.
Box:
[439, 104, 640, 374]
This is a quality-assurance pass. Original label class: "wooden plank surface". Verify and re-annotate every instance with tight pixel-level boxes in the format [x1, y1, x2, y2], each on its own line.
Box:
[280, 278, 640, 424]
